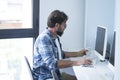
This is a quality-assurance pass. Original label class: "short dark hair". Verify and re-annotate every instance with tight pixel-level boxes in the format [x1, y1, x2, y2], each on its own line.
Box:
[47, 10, 68, 28]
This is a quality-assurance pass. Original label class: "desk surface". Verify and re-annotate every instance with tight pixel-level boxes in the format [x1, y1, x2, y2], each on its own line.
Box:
[70, 50, 114, 80]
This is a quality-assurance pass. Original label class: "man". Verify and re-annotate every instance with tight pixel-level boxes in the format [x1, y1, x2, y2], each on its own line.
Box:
[33, 10, 92, 80]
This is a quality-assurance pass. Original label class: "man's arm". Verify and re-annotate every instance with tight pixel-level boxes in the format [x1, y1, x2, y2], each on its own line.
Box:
[57, 58, 92, 68]
[64, 49, 88, 58]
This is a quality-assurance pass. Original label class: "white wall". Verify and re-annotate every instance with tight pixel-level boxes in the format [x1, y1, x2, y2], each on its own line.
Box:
[114, 0, 120, 80]
[115, 28, 120, 80]
[40, 0, 85, 51]
[85, 0, 115, 49]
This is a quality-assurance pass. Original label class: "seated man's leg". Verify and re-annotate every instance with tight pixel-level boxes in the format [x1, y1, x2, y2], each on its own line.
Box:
[61, 72, 77, 80]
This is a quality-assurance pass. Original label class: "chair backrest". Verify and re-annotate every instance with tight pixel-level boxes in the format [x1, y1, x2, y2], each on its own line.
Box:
[24, 56, 34, 80]
[24, 56, 59, 80]
[51, 70, 59, 80]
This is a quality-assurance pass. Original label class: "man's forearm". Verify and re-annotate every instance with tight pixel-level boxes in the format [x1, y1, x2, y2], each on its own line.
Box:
[57, 60, 77, 68]
[57, 58, 92, 68]
[64, 52, 80, 58]
[64, 49, 87, 58]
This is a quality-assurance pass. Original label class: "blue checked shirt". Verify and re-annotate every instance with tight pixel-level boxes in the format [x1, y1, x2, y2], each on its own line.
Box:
[33, 29, 63, 80]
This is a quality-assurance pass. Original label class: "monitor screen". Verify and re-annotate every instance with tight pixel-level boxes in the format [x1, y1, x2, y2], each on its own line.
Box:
[95, 26, 107, 61]
[109, 31, 115, 66]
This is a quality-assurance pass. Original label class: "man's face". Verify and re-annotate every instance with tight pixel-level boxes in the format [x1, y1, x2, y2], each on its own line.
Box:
[57, 21, 67, 37]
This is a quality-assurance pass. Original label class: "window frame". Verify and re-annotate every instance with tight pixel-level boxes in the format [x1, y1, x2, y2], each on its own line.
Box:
[0, 0, 39, 39]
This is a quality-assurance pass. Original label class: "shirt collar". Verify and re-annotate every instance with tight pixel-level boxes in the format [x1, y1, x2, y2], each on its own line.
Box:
[43, 28, 56, 40]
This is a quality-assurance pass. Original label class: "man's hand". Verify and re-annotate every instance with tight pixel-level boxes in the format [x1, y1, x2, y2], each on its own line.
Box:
[77, 49, 88, 56]
[76, 58, 92, 66]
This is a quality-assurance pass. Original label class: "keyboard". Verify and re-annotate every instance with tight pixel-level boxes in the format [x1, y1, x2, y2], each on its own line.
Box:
[82, 64, 94, 68]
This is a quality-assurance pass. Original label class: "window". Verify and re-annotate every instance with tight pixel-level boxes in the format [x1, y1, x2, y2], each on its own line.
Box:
[0, 0, 39, 80]
[0, 38, 33, 80]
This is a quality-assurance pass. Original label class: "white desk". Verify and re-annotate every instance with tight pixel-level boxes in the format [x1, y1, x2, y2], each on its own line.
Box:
[69, 50, 114, 80]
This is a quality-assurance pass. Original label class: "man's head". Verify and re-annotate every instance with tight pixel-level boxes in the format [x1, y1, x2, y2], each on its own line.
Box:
[47, 10, 68, 36]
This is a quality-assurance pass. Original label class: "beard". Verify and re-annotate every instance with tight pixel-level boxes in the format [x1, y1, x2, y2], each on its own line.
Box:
[56, 30, 64, 37]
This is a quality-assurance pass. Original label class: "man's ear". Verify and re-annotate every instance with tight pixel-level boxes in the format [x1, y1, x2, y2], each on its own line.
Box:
[55, 23, 59, 27]
[54, 23, 59, 31]
[55, 23, 60, 29]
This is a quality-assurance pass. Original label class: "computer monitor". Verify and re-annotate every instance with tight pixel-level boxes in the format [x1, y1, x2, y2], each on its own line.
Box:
[95, 26, 107, 61]
[108, 31, 115, 73]
[109, 31, 115, 66]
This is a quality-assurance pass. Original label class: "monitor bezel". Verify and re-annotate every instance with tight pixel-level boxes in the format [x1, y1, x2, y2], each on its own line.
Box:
[95, 25, 108, 61]
[109, 31, 115, 66]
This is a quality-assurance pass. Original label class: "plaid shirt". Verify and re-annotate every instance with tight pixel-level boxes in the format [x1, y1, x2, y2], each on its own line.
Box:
[33, 29, 62, 80]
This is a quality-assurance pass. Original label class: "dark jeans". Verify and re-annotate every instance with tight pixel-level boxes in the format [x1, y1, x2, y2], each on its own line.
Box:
[61, 72, 77, 80]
